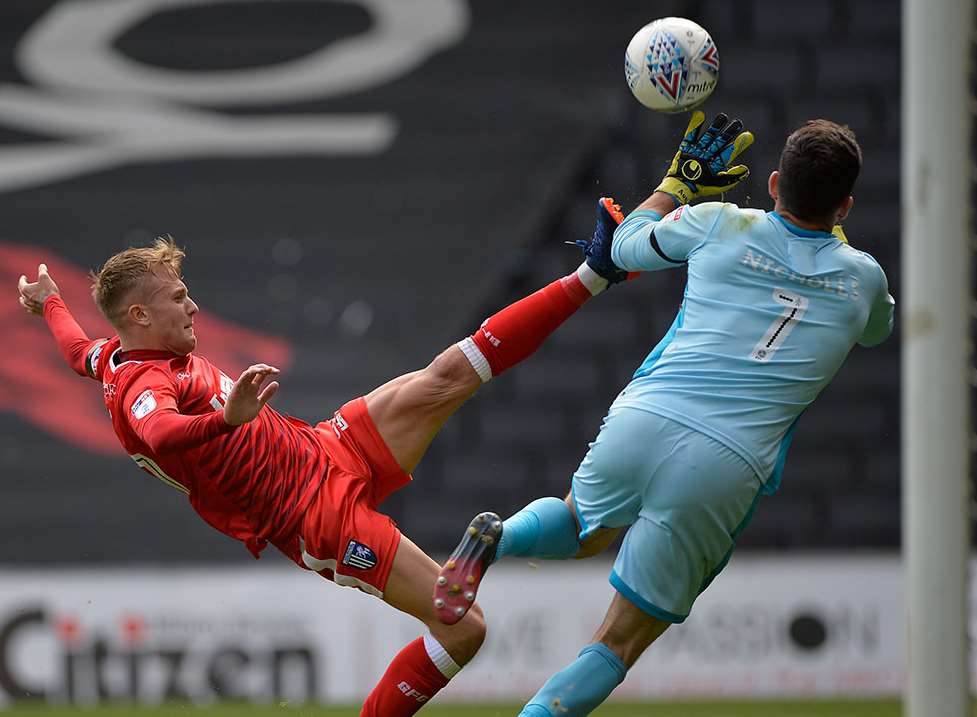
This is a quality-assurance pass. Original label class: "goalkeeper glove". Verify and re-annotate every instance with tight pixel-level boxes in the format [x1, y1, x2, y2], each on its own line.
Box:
[655, 111, 754, 206]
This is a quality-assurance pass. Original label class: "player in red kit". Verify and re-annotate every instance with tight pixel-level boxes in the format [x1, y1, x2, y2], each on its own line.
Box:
[17, 198, 629, 716]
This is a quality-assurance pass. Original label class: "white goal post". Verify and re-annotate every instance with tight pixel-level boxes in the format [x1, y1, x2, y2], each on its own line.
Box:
[902, 0, 973, 715]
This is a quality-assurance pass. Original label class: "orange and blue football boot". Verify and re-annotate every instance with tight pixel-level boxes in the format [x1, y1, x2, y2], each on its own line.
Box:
[571, 197, 629, 284]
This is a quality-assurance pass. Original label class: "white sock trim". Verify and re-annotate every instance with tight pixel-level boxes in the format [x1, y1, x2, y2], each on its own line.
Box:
[456, 337, 492, 383]
[576, 262, 609, 296]
[423, 633, 462, 679]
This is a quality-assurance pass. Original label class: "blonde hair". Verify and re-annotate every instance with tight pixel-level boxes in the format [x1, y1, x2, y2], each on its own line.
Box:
[92, 235, 185, 325]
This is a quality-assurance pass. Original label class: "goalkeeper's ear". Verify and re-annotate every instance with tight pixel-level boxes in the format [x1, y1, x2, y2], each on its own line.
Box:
[837, 195, 854, 222]
[767, 170, 780, 202]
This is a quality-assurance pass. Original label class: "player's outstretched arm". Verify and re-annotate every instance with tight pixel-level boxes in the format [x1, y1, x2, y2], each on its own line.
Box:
[612, 199, 726, 274]
[17, 263, 59, 315]
[223, 364, 280, 426]
[633, 192, 683, 217]
[19, 263, 106, 379]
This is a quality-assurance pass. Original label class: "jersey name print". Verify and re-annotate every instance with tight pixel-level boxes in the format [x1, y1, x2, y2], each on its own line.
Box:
[740, 248, 861, 300]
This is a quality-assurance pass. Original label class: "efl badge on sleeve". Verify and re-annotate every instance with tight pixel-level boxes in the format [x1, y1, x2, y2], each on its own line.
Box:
[131, 389, 157, 419]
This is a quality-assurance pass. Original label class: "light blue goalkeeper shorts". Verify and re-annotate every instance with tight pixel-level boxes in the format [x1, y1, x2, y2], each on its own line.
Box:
[571, 405, 763, 623]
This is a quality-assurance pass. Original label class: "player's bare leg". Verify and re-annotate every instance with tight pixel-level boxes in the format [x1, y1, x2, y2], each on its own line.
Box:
[364, 345, 482, 474]
[365, 197, 628, 476]
[384, 534, 487, 662]
[516, 592, 668, 716]
[430, 199, 629, 624]
[359, 533, 485, 716]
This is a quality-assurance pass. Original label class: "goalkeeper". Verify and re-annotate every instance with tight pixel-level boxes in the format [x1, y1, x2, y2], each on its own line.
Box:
[436, 113, 895, 716]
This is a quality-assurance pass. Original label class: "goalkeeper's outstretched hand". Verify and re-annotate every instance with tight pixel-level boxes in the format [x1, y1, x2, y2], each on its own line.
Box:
[655, 111, 754, 206]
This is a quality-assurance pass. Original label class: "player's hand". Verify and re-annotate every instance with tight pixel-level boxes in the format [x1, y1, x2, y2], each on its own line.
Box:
[655, 111, 754, 206]
[224, 364, 280, 426]
[17, 263, 61, 316]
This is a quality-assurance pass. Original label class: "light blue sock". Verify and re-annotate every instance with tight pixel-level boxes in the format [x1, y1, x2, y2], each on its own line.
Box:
[518, 642, 627, 716]
[495, 497, 579, 561]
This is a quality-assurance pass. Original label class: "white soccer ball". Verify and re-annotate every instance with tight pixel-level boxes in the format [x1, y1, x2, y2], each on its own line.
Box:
[624, 17, 719, 113]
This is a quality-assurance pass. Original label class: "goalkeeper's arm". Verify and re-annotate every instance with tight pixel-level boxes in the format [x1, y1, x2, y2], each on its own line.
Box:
[611, 111, 754, 272]
[633, 191, 683, 217]
[612, 202, 727, 273]
[857, 267, 895, 348]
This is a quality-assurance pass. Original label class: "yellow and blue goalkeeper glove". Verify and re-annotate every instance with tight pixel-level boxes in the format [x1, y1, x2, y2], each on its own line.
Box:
[656, 111, 755, 206]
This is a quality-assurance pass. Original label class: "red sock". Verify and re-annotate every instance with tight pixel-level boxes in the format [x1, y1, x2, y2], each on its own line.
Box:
[465, 272, 592, 379]
[361, 637, 453, 716]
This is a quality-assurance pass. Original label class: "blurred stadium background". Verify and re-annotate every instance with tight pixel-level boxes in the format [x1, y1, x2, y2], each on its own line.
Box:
[0, 0, 969, 714]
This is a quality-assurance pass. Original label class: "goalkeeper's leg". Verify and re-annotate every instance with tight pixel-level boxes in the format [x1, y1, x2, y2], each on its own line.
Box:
[516, 593, 669, 717]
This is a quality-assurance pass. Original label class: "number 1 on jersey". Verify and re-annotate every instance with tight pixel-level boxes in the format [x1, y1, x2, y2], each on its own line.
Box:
[751, 289, 808, 362]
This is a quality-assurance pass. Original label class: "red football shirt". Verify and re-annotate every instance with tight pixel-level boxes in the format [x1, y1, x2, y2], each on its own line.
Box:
[44, 295, 327, 557]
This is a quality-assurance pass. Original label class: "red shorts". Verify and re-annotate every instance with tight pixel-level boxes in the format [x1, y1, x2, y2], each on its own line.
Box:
[291, 397, 412, 598]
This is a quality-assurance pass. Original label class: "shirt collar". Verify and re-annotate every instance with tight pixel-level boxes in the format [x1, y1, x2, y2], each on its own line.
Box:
[117, 348, 184, 363]
[769, 211, 835, 239]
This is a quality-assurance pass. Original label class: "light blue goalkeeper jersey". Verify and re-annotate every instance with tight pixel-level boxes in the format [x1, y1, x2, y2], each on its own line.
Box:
[610, 202, 894, 493]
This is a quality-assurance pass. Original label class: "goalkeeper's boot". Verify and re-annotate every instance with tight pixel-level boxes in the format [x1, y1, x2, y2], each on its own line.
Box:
[433, 511, 502, 625]
[571, 197, 629, 284]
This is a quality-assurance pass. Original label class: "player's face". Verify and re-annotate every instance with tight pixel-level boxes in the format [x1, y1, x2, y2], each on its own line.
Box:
[143, 272, 199, 355]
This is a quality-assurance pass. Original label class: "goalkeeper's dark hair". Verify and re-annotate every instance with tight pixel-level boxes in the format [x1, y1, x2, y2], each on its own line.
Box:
[777, 120, 862, 222]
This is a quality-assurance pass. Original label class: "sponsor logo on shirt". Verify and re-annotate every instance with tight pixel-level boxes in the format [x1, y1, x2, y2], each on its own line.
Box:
[672, 205, 685, 221]
[342, 540, 377, 571]
[131, 390, 157, 420]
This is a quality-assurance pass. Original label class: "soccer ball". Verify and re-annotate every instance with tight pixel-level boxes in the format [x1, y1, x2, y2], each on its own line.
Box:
[624, 17, 719, 113]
